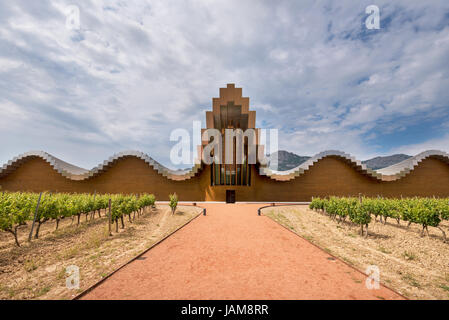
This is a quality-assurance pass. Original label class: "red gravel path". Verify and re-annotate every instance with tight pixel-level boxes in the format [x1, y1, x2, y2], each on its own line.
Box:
[82, 203, 403, 300]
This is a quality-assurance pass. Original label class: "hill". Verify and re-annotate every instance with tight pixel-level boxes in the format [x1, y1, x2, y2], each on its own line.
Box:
[269, 151, 411, 171]
[267, 150, 311, 171]
[361, 154, 412, 170]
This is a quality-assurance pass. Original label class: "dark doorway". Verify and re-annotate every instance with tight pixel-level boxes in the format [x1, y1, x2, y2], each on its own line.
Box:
[226, 190, 235, 203]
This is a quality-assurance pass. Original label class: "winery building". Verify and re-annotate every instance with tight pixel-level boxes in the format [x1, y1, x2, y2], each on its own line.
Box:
[1, 84, 449, 202]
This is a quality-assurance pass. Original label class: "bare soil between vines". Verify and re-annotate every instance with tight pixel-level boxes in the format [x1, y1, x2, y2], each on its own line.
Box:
[0, 205, 201, 300]
[264, 205, 449, 300]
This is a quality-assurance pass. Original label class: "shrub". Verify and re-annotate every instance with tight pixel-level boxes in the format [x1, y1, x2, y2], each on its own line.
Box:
[169, 193, 178, 215]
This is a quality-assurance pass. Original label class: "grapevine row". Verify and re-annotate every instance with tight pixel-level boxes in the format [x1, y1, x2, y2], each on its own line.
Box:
[309, 196, 449, 241]
[0, 192, 156, 247]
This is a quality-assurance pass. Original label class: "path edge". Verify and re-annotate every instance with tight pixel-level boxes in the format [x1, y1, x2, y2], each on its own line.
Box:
[260, 204, 409, 300]
[73, 205, 204, 300]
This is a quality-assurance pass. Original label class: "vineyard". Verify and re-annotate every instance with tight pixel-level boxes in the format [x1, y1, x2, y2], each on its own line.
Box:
[0, 192, 156, 247]
[310, 197, 449, 241]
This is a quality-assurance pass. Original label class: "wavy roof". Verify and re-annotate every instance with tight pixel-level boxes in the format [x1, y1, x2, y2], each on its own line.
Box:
[259, 150, 449, 182]
[0, 150, 202, 181]
[1, 150, 448, 182]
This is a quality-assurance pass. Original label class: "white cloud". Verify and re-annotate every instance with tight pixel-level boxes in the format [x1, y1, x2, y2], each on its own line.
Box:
[0, 0, 448, 167]
[391, 134, 449, 155]
[0, 57, 22, 71]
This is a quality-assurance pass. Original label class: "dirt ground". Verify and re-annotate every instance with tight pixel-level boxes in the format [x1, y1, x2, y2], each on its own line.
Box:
[0, 204, 201, 300]
[264, 205, 449, 300]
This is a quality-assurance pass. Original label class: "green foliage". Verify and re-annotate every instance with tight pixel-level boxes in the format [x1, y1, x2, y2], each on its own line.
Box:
[309, 196, 449, 239]
[169, 193, 178, 214]
[309, 198, 326, 211]
[0, 192, 157, 246]
[0, 192, 36, 231]
[139, 194, 156, 208]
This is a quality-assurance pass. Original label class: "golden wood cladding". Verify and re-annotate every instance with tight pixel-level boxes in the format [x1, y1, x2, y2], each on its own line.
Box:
[1, 154, 449, 201]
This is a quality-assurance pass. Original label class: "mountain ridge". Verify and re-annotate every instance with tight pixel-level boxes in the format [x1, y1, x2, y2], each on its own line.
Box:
[268, 150, 412, 171]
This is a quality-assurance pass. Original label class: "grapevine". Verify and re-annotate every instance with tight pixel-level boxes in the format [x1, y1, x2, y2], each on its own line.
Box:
[0, 192, 157, 246]
[310, 196, 449, 242]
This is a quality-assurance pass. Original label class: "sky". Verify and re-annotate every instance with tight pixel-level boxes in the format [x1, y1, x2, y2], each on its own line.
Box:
[0, 0, 448, 169]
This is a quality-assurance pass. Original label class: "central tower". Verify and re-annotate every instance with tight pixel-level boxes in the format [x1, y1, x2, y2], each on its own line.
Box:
[202, 84, 264, 186]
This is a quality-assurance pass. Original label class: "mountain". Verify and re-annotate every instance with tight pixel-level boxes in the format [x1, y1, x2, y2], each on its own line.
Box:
[267, 150, 311, 171]
[361, 154, 412, 170]
[268, 150, 412, 171]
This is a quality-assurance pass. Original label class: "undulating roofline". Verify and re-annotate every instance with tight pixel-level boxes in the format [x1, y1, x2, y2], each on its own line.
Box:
[259, 150, 449, 182]
[1, 150, 448, 182]
[0, 150, 202, 181]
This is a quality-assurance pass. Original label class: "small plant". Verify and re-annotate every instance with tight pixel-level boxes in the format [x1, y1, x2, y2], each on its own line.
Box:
[169, 193, 178, 215]
[57, 267, 66, 280]
[24, 259, 38, 272]
[402, 274, 421, 288]
[36, 286, 51, 297]
[403, 251, 417, 261]
[378, 246, 391, 254]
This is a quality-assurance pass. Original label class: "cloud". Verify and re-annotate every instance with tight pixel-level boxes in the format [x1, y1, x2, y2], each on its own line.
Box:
[391, 134, 449, 156]
[0, 0, 448, 168]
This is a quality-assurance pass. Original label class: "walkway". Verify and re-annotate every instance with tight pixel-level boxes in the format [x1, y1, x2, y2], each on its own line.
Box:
[82, 203, 403, 299]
